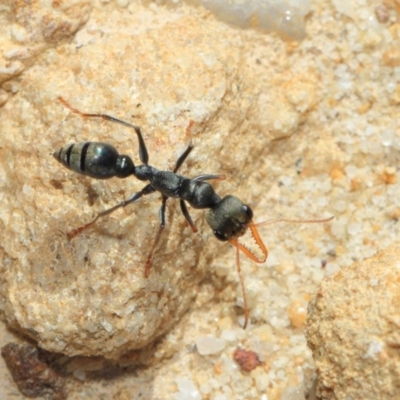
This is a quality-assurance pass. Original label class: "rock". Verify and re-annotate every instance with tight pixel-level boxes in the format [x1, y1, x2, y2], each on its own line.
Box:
[233, 348, 261, 372]
[0, 12, 242, 359]
[1, 342, 66, 400]
[0, 0, 90, 86]
[306, 245, 400, 399]
[0, 2, 305, 360]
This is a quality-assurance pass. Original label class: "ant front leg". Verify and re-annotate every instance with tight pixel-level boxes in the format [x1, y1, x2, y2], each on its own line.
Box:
[180, 200, 197, 233]
[172, 120, 198, 173]
[192, 174, 226, 182]
[67, 184, 155, 239]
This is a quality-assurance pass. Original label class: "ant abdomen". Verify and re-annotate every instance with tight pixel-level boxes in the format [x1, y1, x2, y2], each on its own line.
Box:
[53, 142, 135, 179]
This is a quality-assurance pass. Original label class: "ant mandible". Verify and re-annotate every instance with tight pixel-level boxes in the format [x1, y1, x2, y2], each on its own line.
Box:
[53, 97, 333, 329]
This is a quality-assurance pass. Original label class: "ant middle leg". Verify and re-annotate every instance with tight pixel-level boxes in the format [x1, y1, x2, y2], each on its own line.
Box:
[58, 97, 149, 164]
[67, 184, 155, 239]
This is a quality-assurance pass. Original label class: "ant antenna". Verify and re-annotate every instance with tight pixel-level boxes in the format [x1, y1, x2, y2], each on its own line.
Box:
[254, 216, 334, 228]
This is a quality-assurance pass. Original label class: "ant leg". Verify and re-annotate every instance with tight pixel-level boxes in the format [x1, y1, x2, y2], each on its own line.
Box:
[180, 199, 198, 233]
[67, 184, 155, 239]
[144, 196, 168, 277]
[58, 97, 149, 164]
[192, 174, 226, 182]
[231, 238, 249, 329]
[173, 120, 197, 173]
[174, 141, 194, 173]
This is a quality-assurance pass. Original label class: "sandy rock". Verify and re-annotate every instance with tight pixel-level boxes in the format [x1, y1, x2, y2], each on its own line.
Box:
[3, 0, 393, 398]
[0, 2, 311, 360]
[0, 12, 239, 359]
[306, 245, 400, 399]
[0, 0, 90, 86]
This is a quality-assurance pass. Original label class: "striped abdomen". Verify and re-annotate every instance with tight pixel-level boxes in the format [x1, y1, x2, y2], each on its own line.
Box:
[53, 142, 135, 179]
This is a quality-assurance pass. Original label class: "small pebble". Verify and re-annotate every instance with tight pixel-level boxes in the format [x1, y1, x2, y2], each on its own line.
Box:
[195, 336, 226, 356]
[233, 348, 262, 372]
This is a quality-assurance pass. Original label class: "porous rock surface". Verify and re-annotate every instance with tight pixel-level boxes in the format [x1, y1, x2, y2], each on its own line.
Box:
[306, 245, 400, 399]
[2, 0, 399, 398]
[0, 1, 302, 360]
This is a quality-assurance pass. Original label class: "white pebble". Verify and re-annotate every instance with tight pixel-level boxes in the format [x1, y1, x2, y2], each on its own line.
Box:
[347, 222, 362, 235]
[196, 335, 226, 355]
[185, 0, 310, 40]
[220, 329, 237, 342]
[281, 384, 305, 400]
[73, 369, 86, 381]
[174, 378, 201, 400]
[381, 130, 394, 147]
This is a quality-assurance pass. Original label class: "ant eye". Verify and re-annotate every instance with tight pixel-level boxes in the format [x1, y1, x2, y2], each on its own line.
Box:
[214, 230, 228, 241]
[243, 205, 253, 220]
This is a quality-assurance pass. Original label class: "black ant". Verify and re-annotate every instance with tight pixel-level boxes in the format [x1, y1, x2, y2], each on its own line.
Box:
[53, 97, 333, 329]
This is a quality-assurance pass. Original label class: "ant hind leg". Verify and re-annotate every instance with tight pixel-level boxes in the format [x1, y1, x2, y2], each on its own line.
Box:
[58, 97, 149, 164]
[144, 196, 169, 277]
[67, 184, 155, 239]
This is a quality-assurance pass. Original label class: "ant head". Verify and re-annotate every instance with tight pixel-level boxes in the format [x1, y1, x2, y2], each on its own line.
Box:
[206, 195, 253, 241]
